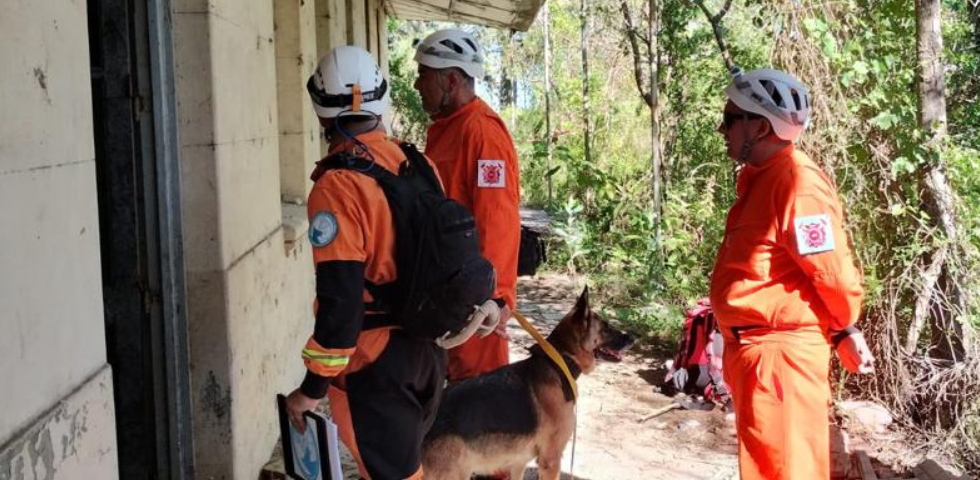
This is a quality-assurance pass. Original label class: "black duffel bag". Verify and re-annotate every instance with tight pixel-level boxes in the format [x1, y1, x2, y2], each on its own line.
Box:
[517, 225, 547, 277]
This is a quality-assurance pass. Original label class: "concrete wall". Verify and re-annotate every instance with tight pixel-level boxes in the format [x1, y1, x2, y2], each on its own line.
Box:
[0, 1, 119, 479]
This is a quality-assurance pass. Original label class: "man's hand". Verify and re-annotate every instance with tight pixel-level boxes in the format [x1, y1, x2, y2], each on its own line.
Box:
[494, 304, 512, 339]
[284, 388, 320, 431]
[672, 367, 689, 390]
[836, 332, 875, 374]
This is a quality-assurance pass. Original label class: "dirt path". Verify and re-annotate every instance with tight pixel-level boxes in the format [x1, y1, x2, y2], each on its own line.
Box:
[510, 273, 739, 480]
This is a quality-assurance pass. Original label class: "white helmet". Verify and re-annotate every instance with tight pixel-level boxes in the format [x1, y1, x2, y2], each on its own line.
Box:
[414, 29, 484, 79]
[725, 68, 810, 141]
[307, 45, 390, 119]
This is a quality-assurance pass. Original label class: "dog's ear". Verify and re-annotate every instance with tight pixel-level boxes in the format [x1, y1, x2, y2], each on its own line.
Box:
[573, 285, 591, 319]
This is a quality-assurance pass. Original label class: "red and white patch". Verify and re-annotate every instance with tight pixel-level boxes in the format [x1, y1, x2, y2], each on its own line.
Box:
[794, 214, 836, 255]
[477, 159, 506, 188]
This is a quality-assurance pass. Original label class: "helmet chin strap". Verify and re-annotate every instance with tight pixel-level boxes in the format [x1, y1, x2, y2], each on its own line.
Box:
[738, 138, 755, 163]
[737, 112, 756, 164]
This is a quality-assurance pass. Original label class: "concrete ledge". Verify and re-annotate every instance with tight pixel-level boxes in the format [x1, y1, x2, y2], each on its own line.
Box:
[0, 365, 118, 480]
[282, 202, 308, 256]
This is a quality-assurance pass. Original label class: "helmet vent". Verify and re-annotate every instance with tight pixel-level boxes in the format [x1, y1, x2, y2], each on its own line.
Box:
[790, 90, 803, 111]
[761, 80, 784, 107]
[440, 39, 465, 54]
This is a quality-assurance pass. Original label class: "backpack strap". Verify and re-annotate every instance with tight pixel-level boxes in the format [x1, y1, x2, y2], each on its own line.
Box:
[311, 144, 441, 197]
[397, 142, 444, 196]
[311, 152, 404, 314]
[314, 151, 399, 185]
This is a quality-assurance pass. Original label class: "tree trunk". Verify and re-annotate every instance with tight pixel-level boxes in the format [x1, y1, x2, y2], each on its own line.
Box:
[544, 1, 553, 205]
[914, 0, 968, 360]
[695, 0, 736, 72]
[620, 0, 651, 107]
[917, 0, 948, 139]
[581, 0, 592, 165]
[500, 75, 515, 109]
[649, 0, 663, 252]
[971, 1, 980, 54]
[619, 0, 664, 236]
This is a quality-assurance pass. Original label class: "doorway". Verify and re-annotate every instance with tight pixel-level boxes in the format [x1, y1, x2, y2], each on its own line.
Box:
[88, 0, 193, 478]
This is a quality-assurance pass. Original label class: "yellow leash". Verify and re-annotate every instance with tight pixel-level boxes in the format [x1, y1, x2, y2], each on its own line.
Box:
[512, 310, 579, 479]
[512, 310, 578, 399]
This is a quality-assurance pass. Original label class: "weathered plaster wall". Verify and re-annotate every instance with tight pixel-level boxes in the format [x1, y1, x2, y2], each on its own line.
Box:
[0, 369, 117, 480]
[0, 1, 118, 478]
[173, 0, 315, 478]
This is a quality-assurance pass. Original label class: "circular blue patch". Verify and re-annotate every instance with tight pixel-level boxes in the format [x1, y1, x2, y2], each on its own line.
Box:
[309, 211, 338, 247]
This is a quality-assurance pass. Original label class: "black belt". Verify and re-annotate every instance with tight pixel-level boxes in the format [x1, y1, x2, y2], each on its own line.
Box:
[728, 324, 828, 343]
[729, 325, 759, 342]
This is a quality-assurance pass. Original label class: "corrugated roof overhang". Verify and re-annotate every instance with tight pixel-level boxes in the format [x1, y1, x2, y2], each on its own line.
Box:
[385, 0, 545, 32]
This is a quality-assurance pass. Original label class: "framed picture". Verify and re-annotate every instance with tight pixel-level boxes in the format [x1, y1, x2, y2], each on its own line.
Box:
[276, 394, 342, 480]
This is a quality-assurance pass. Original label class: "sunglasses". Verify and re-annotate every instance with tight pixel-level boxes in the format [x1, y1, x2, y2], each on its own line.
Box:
[722, 111, 765, 129]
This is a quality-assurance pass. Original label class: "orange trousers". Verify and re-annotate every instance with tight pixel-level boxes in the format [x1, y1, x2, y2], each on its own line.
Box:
[723, 326, 832, 480]
[446, 333, 509, 381]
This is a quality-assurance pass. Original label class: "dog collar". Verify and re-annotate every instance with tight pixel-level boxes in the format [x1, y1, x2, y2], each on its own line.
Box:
[513, 311, 579, 400]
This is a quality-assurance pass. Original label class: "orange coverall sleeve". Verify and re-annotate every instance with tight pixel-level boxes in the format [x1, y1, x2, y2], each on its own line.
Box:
[301, 172, 370, 397]
[466, 125, 521, 309]
[776, 167, 864, 332]
[309, 173, 369, 265]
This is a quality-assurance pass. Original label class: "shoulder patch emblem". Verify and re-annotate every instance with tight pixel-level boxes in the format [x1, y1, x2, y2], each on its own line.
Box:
[794, 214, 835, 255]
[477, 159, 506, 188]
[309, 211, 339, 248]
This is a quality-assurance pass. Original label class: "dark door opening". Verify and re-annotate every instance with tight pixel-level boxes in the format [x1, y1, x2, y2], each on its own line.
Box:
[88, 0, 192, 478]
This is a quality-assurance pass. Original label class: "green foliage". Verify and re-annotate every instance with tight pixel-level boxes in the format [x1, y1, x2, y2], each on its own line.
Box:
[388, 52, 428, 144]
[386, 19, 432, 143]
[388, 1, 980, 465]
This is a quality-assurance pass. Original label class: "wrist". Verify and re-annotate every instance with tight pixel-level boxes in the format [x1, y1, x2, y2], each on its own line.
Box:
[299, 371, 331, 400]
[831, 325, 861, 348]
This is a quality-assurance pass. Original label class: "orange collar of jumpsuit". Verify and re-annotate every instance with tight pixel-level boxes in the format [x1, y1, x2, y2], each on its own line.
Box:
[326, 130, 390, 157]
[430, 97, 487, 130]
[735, 144, 796, 198]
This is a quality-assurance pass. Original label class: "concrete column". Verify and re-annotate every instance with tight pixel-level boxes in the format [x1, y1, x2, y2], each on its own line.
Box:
[315, 0, 347, 58]
[275, 0, 320, 201]
[347, 0, 368, 49]
[173, 0, 314, 477]
[367, 0, 380, 60]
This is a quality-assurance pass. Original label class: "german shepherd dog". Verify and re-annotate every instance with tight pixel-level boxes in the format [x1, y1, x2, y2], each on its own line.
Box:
[422, 287, 634, 480]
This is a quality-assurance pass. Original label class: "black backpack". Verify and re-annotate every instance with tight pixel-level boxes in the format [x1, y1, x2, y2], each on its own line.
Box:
[318, 143, 496, 339]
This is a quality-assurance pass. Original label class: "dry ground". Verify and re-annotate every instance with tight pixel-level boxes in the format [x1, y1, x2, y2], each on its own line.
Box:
[265, 272, 959, 479]
[509, 273, 739, 480]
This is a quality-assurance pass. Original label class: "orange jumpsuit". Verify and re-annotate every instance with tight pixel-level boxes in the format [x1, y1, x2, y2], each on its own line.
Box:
[424, 97, 521, 380]
[709, 145, 864, 480]
[303, 131, 446, 480]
